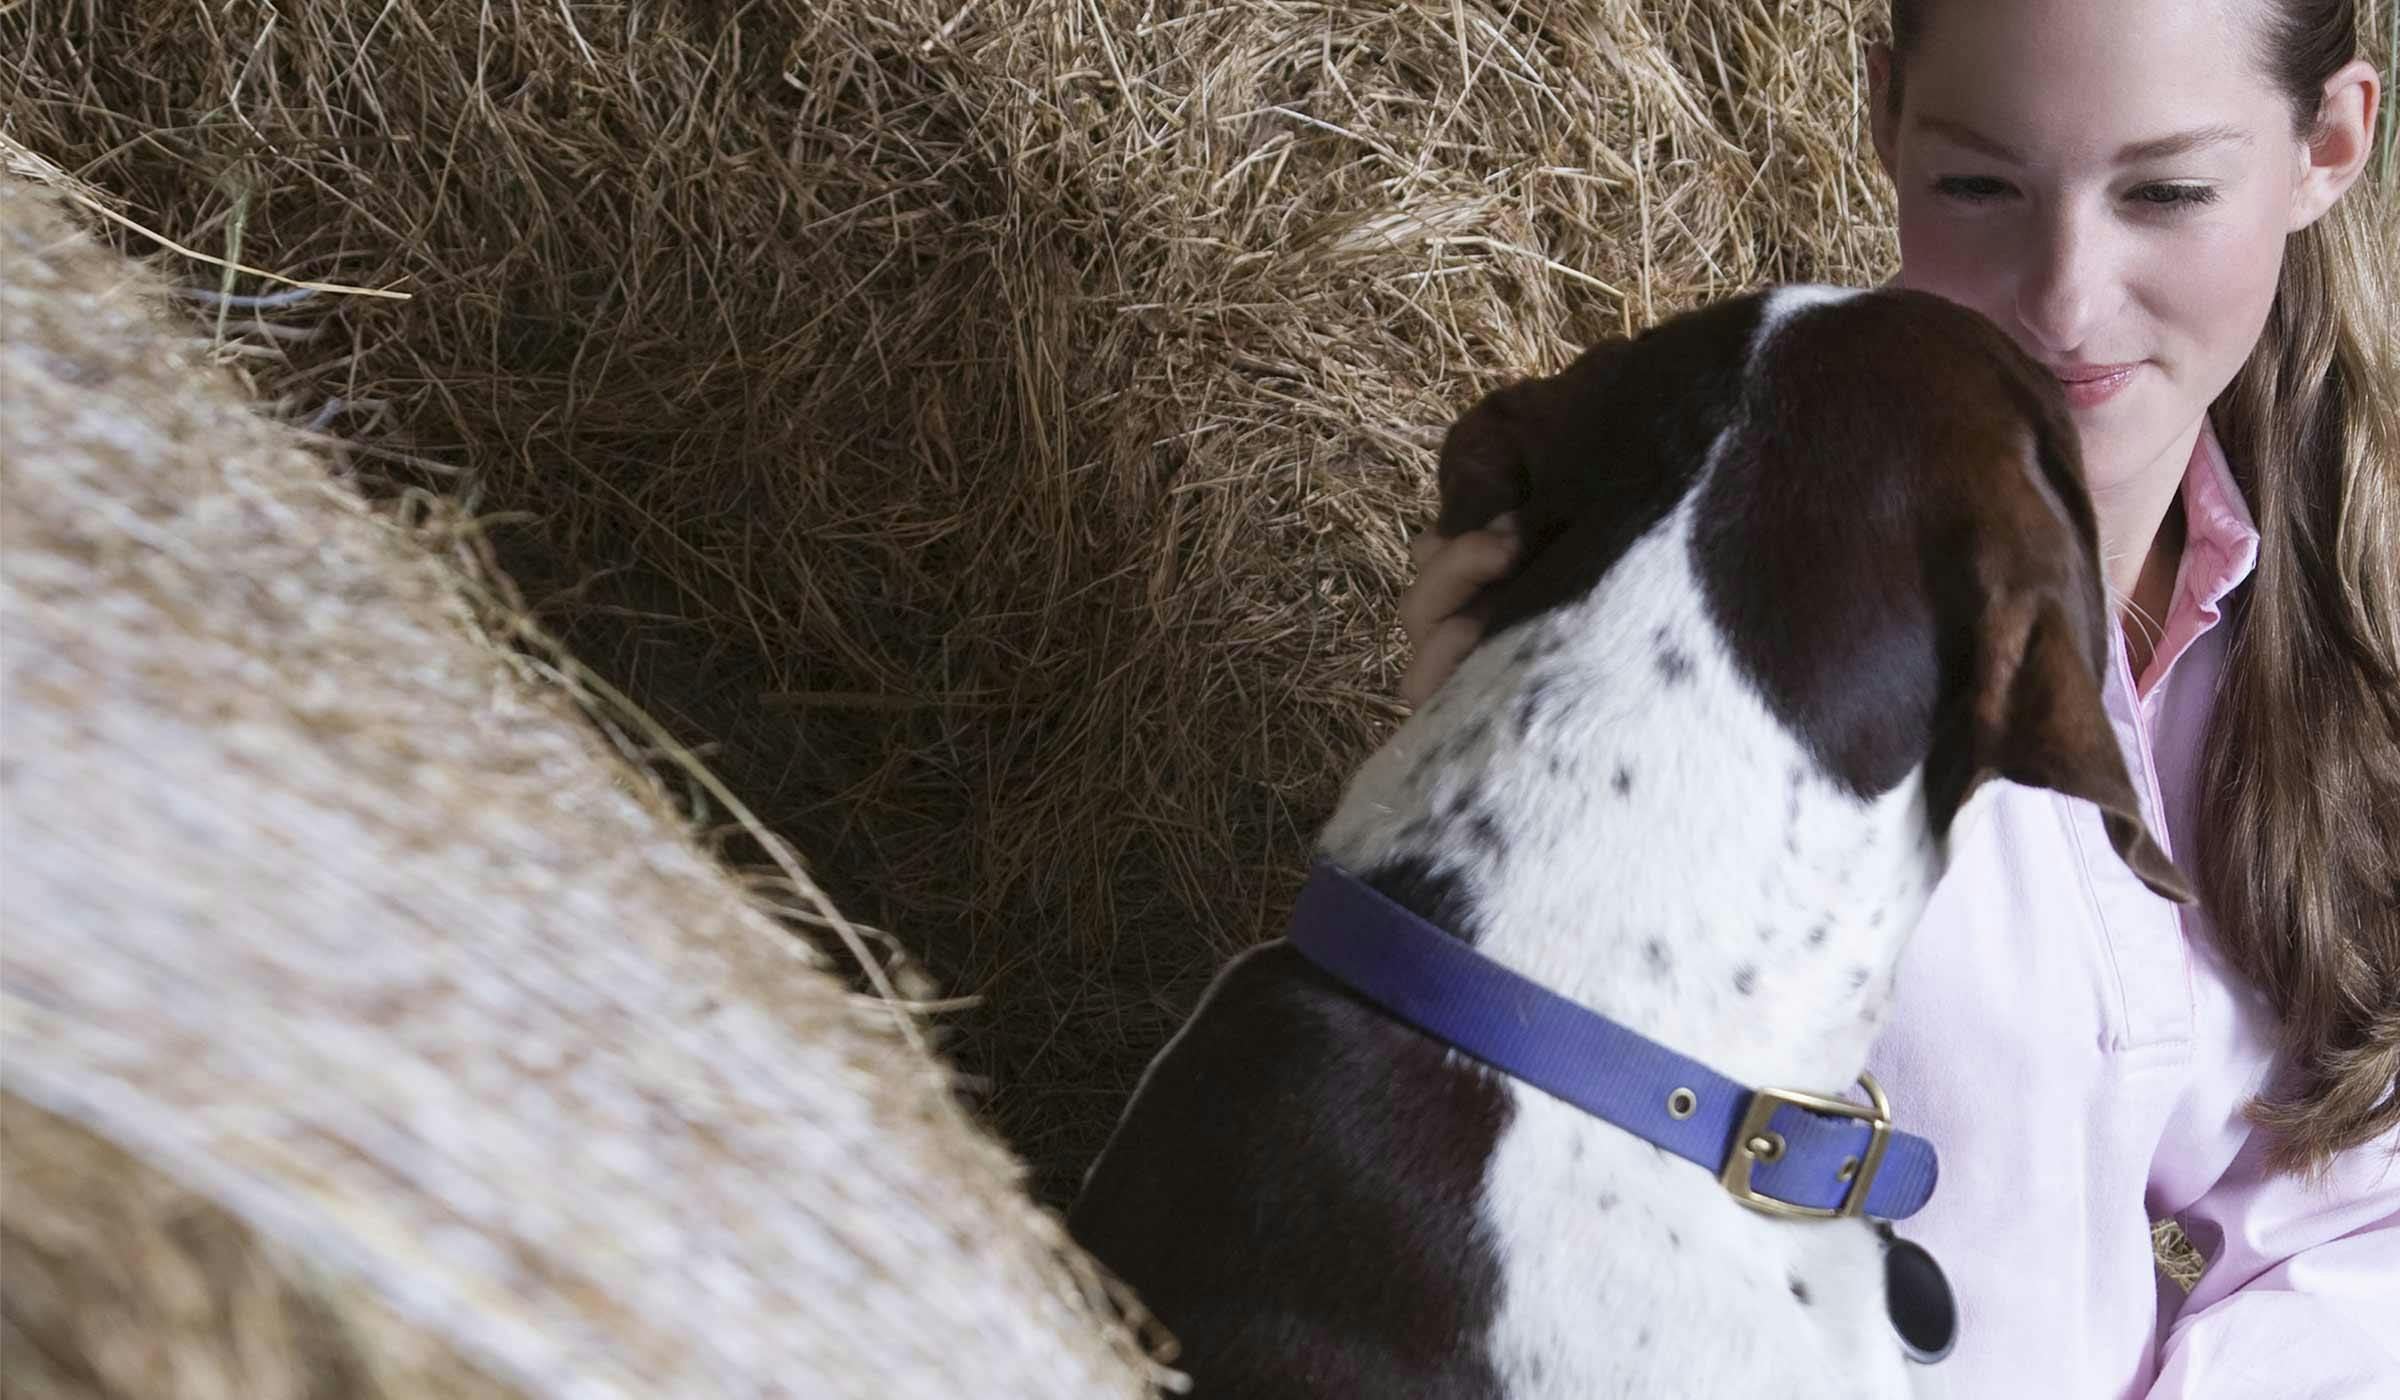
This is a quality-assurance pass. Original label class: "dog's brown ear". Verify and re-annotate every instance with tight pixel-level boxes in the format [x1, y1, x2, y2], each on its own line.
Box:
[1954, 592, 2197, 904]
[1431, 339, 1631, 538]
[1433, 379, 1540, 537]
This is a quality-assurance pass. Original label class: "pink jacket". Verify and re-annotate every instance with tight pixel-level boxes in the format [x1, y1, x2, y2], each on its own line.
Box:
[1866, 424, 2400, 1397]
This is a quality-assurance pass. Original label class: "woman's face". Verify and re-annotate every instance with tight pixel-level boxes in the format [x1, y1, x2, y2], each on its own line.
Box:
[1870, 0, 2329, 501]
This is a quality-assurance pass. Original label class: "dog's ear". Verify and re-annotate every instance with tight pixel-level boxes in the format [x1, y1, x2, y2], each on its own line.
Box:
[1903, 324, 2195, 907]
[1432, 338, 1631, 538]
[1433, 377, 1542, 537]
[1944, 583, 2197, 906]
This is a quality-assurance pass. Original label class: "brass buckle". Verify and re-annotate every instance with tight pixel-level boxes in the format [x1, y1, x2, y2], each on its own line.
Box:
[1718, 1071, 1893, 1220]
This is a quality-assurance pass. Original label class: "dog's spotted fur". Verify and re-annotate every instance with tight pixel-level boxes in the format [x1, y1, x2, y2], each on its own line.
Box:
[1070, 286, 2190, 1398]
[1324, 494, 1930, 1398]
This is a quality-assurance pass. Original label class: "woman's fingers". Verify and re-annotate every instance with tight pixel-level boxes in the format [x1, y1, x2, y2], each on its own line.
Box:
[1396, 513, 1523, 706]
[1400, 615, 1486, 709]
[1397, 516, 1521, 646]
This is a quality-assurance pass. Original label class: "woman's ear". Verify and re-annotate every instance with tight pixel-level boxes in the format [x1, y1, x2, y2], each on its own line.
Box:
[1866, 43, 1901, 181]
[2290, 57, 2380, 232]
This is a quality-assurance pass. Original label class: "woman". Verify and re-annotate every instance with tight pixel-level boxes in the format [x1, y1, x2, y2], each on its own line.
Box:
[1398, 0, 2396, 1393]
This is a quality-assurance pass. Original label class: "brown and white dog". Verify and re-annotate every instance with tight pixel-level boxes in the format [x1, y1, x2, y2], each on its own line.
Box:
[1068, 285, 2193, 1399]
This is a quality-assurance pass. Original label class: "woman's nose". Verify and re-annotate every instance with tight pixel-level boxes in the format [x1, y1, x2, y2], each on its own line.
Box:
[2012, 207, 2117, 357]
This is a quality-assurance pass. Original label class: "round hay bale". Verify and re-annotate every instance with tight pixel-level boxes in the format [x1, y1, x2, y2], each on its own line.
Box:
[0, 178, 1160, 1398]
[2, 1097, 530, 1400]
[6, 0, 1897, 1201]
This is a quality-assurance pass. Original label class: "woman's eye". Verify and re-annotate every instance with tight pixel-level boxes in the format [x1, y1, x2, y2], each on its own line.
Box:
[2131, 183, 2221, 209]
[1933, 176, 2013, 203]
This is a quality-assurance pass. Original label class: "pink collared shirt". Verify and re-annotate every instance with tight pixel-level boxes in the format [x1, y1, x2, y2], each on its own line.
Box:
[1866, 424, 2400, 1397]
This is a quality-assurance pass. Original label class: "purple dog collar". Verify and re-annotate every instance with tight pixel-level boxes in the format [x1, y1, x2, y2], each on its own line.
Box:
[1287, 861, 1940, 1222]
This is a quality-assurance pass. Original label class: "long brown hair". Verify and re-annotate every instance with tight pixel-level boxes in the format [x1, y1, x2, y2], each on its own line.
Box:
[1890, 0, 2400, 1174]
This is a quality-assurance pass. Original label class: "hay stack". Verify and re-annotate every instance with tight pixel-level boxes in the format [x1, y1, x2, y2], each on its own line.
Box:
[0, 179, 1160, 1398]
[8, 0, 1908, 1199]
[8, 0, 1901, 1200]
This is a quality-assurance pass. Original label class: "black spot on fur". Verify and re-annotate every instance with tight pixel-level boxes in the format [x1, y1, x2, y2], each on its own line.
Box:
[1637, 1328, 1653, 1349]
[1734, 965, 1757, 996]
[1645, 939, 1672, 976]
[1466, 811, 1506, 856]
[1807, 923, 1830, 948]
[1667, 1228, 1682, 1249]
[1848, 966, 1872, 992]
[1612, 765, 1633, 796]
[1758, 925, 1777, 944]
[1516, 630, 1566, 666]
[1655, 642, 1695, 685]
[1547, 755, 1566, 778]
[1596, 1191, 1618, 1211]
[1364, 858, 1482, 945]
[1790, 1277, 1812, 1305]
[1513, 679, 1551, 738]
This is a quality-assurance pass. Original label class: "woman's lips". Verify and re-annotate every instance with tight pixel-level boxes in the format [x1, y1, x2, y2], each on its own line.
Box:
[2051, 362, 2141, 410]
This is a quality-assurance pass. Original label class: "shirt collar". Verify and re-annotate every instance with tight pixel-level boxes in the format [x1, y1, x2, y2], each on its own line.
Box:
[2132, 419, 2262, 700]
[2177, 419, 2262, 625]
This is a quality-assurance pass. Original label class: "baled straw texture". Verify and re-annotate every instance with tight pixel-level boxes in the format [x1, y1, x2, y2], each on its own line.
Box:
[0, 177, 1162, 1399]
[5, 0, 1896, 1199]
[3, 1099, 532, 1400]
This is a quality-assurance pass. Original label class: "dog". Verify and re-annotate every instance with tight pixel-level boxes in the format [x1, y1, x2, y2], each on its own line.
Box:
[1067, 284, 2194, 1398]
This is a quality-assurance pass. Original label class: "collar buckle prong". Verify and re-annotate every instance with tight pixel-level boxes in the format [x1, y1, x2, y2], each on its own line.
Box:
[1719, 1072, 1893, 1220]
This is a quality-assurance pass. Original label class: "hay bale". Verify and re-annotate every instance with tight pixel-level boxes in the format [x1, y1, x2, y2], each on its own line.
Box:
[8, 0, 1904, 1200]
[0, 178, 1160, 1398]
[2, 1098, 531, 1400]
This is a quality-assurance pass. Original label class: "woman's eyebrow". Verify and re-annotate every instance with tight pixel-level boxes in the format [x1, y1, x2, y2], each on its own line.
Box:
[1913, 117, 2254, 165]
[1916, 116, 2022, 162]
[2113, 124, 2253, 163]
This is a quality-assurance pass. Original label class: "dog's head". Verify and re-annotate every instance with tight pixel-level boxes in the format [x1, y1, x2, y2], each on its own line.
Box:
[1432, 286, 2192, 904]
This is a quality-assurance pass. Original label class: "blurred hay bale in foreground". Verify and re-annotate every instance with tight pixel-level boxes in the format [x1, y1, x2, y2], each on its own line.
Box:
[3, 1100, 532, 1400]
[6, 0, 1897, 1201]
[0, 178, 1160, 1399]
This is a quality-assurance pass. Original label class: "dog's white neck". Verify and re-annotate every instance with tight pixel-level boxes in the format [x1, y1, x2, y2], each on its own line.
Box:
[1320, 501, 1945, 1094]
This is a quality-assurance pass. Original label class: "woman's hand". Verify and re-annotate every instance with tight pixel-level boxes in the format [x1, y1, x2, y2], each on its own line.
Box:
[1396, 513, 1523, 709]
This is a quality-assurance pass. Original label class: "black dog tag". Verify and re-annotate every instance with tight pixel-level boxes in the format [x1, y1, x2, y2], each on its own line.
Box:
[1879, 1222, 1957, 1364]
